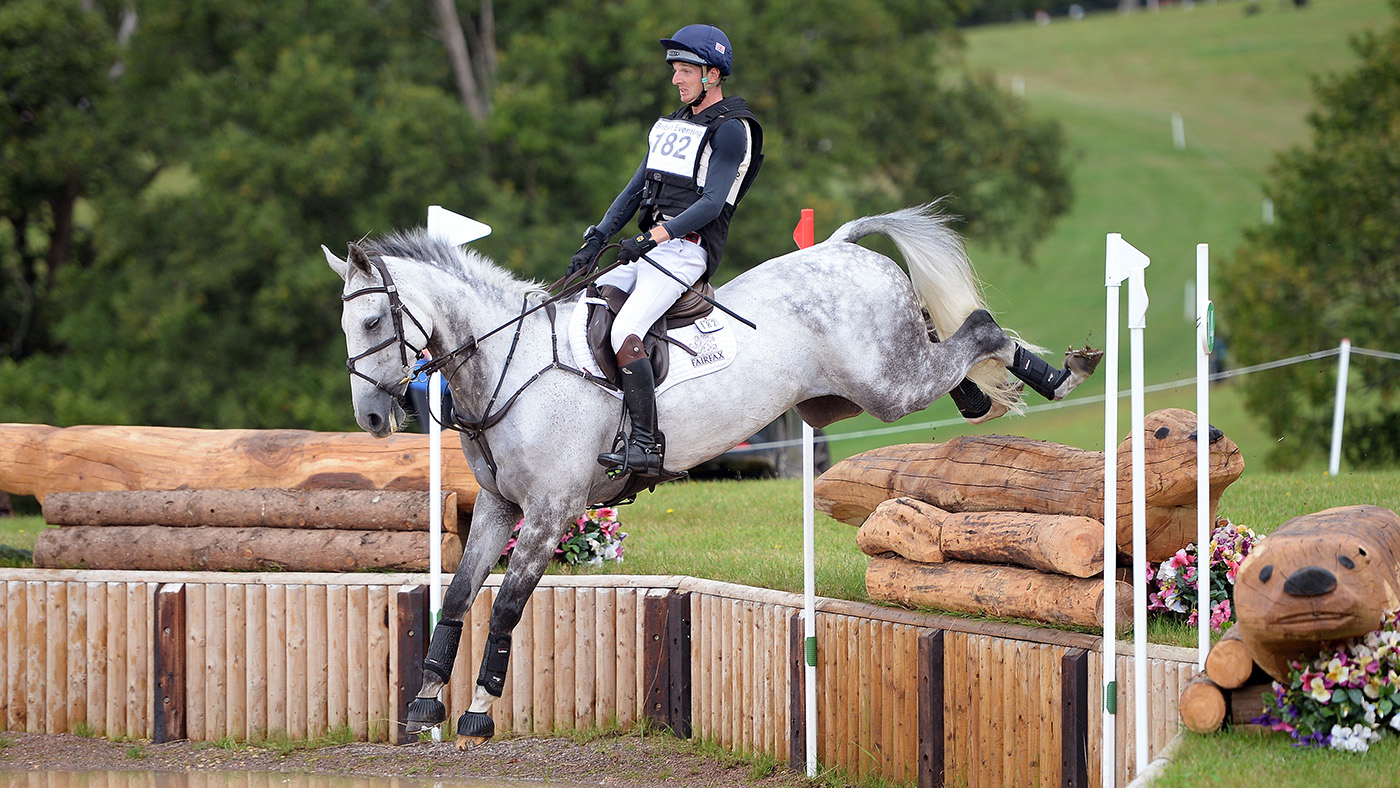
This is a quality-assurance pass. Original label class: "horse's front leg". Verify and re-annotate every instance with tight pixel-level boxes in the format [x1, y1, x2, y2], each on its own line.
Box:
[454, 503, 573, 748]
[404, 489, 521, 735]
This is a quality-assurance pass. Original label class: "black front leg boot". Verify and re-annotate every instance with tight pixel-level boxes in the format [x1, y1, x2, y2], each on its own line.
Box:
[1010, 345, 1071, 401]
[406, 618, 463, 733]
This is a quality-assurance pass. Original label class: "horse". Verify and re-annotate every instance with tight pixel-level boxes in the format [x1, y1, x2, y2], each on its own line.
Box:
[323, 204, 1101, 745]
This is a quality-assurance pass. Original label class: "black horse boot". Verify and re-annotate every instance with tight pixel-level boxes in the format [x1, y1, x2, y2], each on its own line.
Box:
[598, 334, 664, 478]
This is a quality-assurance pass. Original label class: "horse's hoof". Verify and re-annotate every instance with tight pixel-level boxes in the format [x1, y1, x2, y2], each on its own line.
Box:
[1065, 346, 1105, 376]
[456, 734, 490, 751]
[405, 697, 446, 733]
[456, 710, 495, 746]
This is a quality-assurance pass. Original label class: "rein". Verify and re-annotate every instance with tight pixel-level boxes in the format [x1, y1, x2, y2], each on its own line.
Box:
[341, 248, 624, 476]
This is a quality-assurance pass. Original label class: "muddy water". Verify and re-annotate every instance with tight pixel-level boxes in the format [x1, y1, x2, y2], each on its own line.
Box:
[0, 772, 594, 787]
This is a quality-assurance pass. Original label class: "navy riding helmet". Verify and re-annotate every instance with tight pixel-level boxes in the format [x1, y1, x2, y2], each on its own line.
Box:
[660, 24, 733, 77]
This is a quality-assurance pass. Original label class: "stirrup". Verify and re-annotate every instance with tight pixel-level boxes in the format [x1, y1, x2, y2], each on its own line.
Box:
[598, 433, 664, 479]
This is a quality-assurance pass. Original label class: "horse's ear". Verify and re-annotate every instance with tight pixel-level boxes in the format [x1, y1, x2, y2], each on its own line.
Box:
[322, 244, 350, 281]
[347, 243, 374, 277]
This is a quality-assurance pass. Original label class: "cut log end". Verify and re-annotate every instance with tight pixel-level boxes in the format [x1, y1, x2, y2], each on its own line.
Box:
[1179, 674, 1227, 733]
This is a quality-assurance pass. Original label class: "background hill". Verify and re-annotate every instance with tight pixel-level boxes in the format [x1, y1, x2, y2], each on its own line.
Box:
[823, 0, 1395, 467]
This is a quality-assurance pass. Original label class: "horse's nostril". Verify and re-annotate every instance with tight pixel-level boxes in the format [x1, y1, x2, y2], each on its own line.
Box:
[1282, 565, 1337, 597]
[367, 412, 383, 430]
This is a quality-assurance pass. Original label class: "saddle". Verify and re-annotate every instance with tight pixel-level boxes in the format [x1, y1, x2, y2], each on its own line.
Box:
[584, 283, 716, 387]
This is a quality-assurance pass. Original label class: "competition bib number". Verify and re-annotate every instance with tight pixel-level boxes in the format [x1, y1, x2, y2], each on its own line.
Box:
[646, 118, 706, 178]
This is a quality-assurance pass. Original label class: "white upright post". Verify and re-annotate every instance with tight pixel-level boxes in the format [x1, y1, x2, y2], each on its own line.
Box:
[802, 420, 818, 778]
[1329, 338, 1352, 476]
[1104, 234, 1150, 787]
[1126, 244, 1151, 776]
[425, 205, 492, 742]
[1195, 244, 1212, 667]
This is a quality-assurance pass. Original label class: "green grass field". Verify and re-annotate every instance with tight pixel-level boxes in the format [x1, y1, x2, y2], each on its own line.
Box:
[822, 0, 1395, 470]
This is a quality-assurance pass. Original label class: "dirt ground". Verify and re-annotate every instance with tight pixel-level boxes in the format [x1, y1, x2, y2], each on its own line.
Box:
[0, 730, 821, 787]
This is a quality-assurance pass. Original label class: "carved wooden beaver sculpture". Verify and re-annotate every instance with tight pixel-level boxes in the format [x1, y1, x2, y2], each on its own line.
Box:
[1234, 505, 1400, 682]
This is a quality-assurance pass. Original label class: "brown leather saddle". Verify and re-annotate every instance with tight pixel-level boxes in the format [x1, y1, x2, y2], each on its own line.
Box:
[584, 283, 716, 386]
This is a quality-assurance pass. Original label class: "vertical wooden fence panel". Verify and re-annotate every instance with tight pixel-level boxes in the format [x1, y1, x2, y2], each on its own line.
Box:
[226, 584, 248, 741]
[615, 588, 637, 730]
[1061, 647, 1090, 788]
[344, 584, 366, 740]
[667, 591, 691, 739]
[266, 584, 288, 736]
[285, 584, 309, 739]
[245, 583, 268, 739]
[44, 581, 67, 733]
[393, 584, 427, 744]
[0, 581, 7, 730]
[325, 584, 346, 734]
[66, 581, 87, 732]
[5, 581, 24, 732]
[512, 594, 534, 734]
[574, 588, 596, 729]
[553, 587, 575, 730]
[367, 584, 390, 742]
[919, 628, 945, 788]
[25, 581, 44, 733]
[531, 587, 554, 733]
[641, 588, 669, 732]
[204, 583, 227, 740]
[595, 588, 615, 730]
[84, 581, 105, 736]
[153, 583, 187, 743]
[305, 583, 327, 739]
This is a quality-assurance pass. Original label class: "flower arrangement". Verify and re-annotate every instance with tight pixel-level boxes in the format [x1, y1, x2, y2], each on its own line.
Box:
[501, 507, 627, 567]
[1253, 609, 1400, 752]
[1145, 518, 1262, 634]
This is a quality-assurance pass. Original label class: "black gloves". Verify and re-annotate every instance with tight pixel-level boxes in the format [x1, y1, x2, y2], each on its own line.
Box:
[567, 236, 604, 278]
[618, 233, 657, 264]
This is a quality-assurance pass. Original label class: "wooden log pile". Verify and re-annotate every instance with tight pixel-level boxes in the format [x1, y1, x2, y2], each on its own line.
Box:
[815, 408, 1245, 629]
[0, 424, 481, 572]
[1180, 505, 1400, 734]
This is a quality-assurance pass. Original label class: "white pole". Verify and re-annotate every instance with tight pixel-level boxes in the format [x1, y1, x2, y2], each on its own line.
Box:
[1195, 244, 1212, 668]
[1102, 234, 1131, 788]
[425, 205, 491, 742]
[1127, 249, 1150, 776]
[802, 420, 818, 778]
[1329, 338, 1352, 476]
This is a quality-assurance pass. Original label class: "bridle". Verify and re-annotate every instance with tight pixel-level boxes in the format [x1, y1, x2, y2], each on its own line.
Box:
[337, 245, 624, 436]
[340, 252, 432, 403]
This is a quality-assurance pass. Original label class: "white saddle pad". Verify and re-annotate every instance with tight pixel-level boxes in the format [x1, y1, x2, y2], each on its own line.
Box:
[567, 295, 738, 398]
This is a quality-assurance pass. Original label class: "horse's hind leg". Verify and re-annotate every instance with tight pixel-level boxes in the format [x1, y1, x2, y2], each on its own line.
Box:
[1008, 344, 1103, 401]
[454, 502, 574, 748]
[404, 489, 521, 735]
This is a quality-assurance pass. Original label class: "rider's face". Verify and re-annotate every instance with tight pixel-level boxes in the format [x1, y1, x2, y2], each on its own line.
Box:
[671, 62, 710, 104]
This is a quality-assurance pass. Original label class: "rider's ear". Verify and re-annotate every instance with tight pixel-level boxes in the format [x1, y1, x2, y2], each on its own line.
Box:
[347, 243, 373, 277]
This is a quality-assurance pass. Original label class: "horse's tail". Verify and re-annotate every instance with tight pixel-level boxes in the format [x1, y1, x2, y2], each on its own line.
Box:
[825, 203, 1033, 414]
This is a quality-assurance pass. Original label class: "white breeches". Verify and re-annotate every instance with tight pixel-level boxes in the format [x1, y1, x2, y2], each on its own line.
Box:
[595, 237, 706, 353]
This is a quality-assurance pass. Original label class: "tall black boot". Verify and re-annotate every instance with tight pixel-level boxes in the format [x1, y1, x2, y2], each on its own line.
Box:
[598, 350, 664, 478]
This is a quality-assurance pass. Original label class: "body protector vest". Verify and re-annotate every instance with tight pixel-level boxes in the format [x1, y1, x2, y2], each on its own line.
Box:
[638, 96, 764, 281]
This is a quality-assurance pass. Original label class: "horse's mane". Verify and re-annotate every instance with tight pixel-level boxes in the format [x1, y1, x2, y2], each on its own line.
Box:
[361, 228, 542, 297]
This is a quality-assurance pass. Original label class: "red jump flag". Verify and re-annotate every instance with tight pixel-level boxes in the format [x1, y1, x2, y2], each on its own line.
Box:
[793, 209, 814, 250]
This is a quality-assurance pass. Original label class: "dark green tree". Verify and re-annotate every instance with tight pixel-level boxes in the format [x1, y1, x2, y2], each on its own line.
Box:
[0, 0, 1071, 431]
[1219, 0, 1400, 468]
[0, 0, 117, 360]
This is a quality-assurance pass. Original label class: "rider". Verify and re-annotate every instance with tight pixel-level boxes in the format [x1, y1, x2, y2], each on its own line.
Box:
[567, 23, 763, 479]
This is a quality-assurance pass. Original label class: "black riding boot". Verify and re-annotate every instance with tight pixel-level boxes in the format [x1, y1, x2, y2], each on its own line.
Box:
[598, 349, 664, 479]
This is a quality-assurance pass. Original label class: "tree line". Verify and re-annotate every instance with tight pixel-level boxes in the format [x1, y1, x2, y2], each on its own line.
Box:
[0, 0, 1072, 431]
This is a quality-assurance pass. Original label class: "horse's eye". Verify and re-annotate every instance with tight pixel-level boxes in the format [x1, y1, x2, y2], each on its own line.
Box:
[364, 316, 381, 332]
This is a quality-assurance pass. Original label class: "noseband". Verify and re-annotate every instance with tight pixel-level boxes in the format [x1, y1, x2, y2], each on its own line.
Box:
[341, 253, 432, 402]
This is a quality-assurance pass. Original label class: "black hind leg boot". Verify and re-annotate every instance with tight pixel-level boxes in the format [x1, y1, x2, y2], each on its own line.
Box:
[598, 334, 664, 478]
[949, 378, 993, 421]
[1010, 345, 1071, 401]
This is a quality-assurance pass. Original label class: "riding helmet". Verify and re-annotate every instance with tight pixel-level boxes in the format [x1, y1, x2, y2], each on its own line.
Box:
[660, 24, 733, 77]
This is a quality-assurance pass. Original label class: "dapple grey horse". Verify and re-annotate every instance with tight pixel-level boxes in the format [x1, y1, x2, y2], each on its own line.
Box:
[323, 204, 1100, 744]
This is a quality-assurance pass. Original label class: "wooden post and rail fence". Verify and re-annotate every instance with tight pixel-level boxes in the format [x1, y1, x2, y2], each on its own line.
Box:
[0, 569, 1195, 788]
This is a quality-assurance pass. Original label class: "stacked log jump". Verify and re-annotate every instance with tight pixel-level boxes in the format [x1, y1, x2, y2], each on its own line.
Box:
[0, 424, 481, 572]
[1180, 504, 1400, 733]
[815, 408, 1246, 629]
